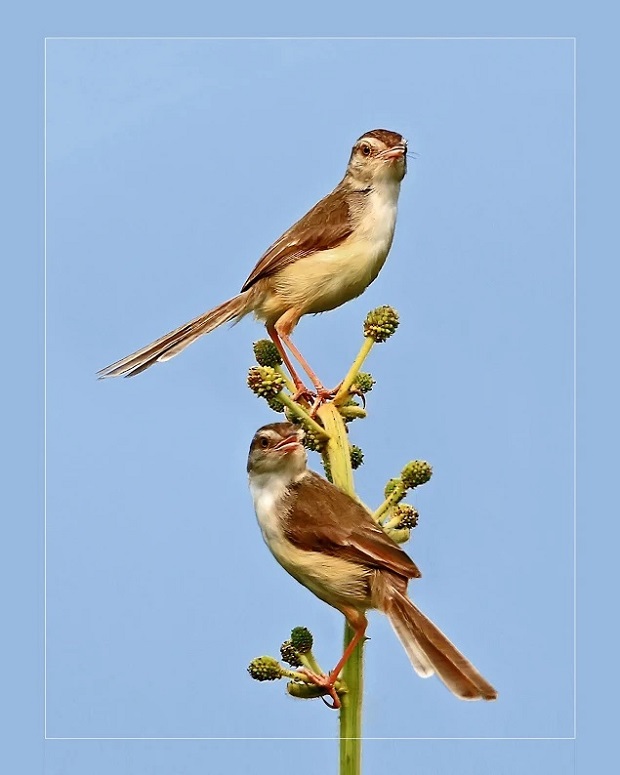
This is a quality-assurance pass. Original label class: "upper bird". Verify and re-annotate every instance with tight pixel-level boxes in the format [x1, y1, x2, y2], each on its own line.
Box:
[98, 129, 408, 394]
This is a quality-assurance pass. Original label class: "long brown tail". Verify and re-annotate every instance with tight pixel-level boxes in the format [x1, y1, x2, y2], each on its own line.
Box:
[97, 293, 251, 378]
[384, 588, 497, 701]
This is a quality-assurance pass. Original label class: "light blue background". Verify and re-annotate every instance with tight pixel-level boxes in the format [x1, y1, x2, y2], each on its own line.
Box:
[5, 2, 613, 774]
[46, 32, 573, 736]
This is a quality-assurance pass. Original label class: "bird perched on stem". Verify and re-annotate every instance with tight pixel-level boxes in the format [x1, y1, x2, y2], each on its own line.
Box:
[247, 422, 497, 709]
[98, 129, 408, 399]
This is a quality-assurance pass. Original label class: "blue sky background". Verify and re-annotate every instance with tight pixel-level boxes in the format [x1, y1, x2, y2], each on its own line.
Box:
[45, 36, 573, 740]
[6, 2, 617, 773]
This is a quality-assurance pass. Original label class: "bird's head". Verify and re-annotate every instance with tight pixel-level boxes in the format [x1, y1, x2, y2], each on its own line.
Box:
[346, 129, 408, 186]
[247, 422, 308, 477]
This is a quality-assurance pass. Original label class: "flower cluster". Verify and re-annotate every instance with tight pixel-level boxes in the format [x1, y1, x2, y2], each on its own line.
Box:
[363, 306, 400, 343]
[247, 366, 285, 399]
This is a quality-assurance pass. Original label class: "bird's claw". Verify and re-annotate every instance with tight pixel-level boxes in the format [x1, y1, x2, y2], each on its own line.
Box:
[320, 693, 339, 710]
[309, 391, 333, 416]
[298, 668, 342, 710]
[290, 381, 352, 417]
[291, 385, 316, 405]
[289, 385, 338, 416]
[348, 386, 366, 408]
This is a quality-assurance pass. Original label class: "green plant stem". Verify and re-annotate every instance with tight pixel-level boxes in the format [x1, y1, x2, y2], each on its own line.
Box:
[382, 512, 404, 530]
[316, 403, 363, 775]
[373, 489, 405, 524]
[333, 337, 375, 405]
[338, 405, 367, 421]
[318, 403, 355, 493]
[299, 650, 324, 676]
[339, 620, 363, 770]
[276, 391, 330, 440]
[274, 364, 297, 395]
[384, 527, 410, 544]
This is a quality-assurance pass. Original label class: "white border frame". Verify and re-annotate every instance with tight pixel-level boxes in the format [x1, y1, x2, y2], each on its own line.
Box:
[44, 35, 577, 742]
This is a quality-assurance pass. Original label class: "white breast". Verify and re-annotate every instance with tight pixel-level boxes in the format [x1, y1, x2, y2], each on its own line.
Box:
[273, 178, 401, 315]
[249, 470, 293, 547]
[356, 178, 401, 266]
[248, 470, 370, 611]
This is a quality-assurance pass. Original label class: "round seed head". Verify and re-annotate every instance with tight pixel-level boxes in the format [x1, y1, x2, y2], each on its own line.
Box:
[290, 626, 313, 654]
[280, 640, 302, 668]
[247, 656, 283, 682]
[393, 504, 419, 530]
[253, 339, 283, 367]
[401, 460, 433, 489]
[363, 306, 400, 343]
[247, 366, 285, 399]
[350, 444, 364, 469]
[354, 372, 375, 393]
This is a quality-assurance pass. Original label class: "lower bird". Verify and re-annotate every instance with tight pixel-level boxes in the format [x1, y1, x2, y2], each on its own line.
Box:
[247, 422, 497, 709]
[98, 129, 408, 398]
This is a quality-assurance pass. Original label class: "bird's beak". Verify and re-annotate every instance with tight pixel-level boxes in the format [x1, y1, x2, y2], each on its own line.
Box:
[273, 433, 303, 454]
[381, 145, 407, 161]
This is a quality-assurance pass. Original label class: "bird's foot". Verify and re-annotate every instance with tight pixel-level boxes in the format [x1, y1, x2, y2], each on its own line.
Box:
[291, 380, 358, 417]
[290, 384, 317, 406]
[298, 668, 342, 710]
[308, 385, 342, 416]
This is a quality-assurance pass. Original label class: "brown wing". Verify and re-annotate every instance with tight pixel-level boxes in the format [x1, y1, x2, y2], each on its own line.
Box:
[241, 186, 354, 292]
[283, 472, 421, 580]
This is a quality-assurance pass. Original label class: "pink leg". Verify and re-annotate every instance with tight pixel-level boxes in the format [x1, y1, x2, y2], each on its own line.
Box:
[300, 614, 368, 711]
[266, 325, 307, 392]
[327, 616, 368, 684]
[278, 331, 329, 394]
[271, 310, 339, 409]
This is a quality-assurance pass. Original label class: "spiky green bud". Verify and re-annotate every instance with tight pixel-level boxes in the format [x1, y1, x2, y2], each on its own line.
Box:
[266, 395, 285, 414]
[284, 407, 300, 424]
[281, 410, 326, 452]
[280, 640, 302, 668]
[363, 306, 399, 343]
[253, 339, 282, 367]
[247, 366, 285, 399]
[302, 427, 327, 453]
[287, 682, 331, 699]
[384, 478, 406, 503]
[322, 458, 333, 483]
[401, 460, 433, 489]
[387, 527, 411, 544]
[338, 398, 365, 423]
[247, 656, 283, 682]
[290, 626, 313, 654]
[350, 444, 364, 470]
[353, 372, 375, 394]
[392, 504, 419, 530]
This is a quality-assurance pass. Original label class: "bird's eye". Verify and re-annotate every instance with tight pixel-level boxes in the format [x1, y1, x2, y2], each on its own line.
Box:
[259, 436, 269, 449]
[360, 143, 371, 157]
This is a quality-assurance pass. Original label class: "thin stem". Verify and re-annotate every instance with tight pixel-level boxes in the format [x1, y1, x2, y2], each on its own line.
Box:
[334, 337, 375, 405]
[299, 651, 324, 676]
[274, 364, 296, 395]
[282, 668, 316, 682]
[316, 403, 363, 775]
[383, 527, 410, 544]
[382, 512, 404, 531]
[373, 489, 404, 524]
[276, 391, 330, 440]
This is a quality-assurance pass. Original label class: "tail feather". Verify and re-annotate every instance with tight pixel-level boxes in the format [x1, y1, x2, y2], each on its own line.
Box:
[97, 294, 250, 379]
[388, 610, 434, 678]
[385, 589, 497, 701]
